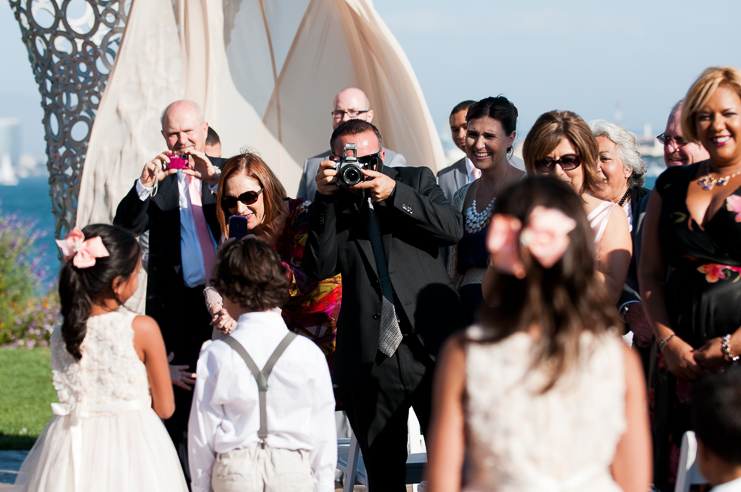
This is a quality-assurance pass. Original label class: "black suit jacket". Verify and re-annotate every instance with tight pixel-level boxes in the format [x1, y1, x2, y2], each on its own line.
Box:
[303, 165, 466, 387]
[619, 185, 651, 307]
[113, 158, 226, 325]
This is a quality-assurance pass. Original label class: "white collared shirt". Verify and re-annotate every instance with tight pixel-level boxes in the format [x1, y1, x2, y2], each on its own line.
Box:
[465, 156, 480, 183]
[188, 311, 337, 492]
[136, 172, 217, 287]
[713, 476, 741, 492]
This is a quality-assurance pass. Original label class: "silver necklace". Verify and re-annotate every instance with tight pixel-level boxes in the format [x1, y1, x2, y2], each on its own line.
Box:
[697, 161, 741, 190]
[464, 165, 511, 233]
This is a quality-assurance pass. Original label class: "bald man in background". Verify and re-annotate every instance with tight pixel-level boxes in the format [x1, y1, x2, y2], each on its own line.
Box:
[297, 87, 406, 201]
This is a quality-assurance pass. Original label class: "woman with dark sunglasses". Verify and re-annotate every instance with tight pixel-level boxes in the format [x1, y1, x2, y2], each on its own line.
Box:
[203, 152, 342, 370]
[519, 110, 632, 305]
[448, 96, 526, 324]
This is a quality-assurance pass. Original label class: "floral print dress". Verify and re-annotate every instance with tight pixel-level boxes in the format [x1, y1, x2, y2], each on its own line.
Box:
[274, 199, 342, 372]
[651, 162, 741, 491]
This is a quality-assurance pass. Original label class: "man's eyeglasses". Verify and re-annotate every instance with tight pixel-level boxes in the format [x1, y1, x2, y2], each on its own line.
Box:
[221, 189, 263, 209]
[331, 109, 370, 119]
[657, 133, 687, 148]
[534, 154, 581, 172]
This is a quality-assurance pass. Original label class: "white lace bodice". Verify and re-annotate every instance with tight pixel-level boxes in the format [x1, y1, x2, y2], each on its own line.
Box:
[50, 311, 150, 406]
[463, 327, 626, 492]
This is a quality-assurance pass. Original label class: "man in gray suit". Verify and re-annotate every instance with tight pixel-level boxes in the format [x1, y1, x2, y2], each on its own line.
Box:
[297, 87, 406, 200]
[437, 100, 525, 203]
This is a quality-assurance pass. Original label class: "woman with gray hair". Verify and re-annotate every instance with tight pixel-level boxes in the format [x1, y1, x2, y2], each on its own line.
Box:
[589, 120, 649, 230]
[590, 120, 653, 351]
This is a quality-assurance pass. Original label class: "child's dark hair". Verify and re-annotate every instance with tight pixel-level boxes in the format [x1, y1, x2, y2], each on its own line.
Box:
[58, 224, 141, 360]
[691, 365, 741, 465]
[211, 239, 289, 312]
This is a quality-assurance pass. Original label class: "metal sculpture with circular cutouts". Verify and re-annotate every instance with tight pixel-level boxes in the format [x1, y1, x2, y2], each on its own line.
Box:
[8, 0, 130, 243]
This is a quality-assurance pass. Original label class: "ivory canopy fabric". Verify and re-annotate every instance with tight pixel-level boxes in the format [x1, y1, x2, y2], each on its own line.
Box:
[76, 0, 446, 230]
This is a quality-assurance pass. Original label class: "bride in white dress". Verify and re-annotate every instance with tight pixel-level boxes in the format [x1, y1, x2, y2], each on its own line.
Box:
[425, 177, 651, 492]
[14, 224, 187, 492]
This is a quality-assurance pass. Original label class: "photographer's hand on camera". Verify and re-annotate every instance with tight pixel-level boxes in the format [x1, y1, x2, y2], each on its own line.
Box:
[140, 152, 178, 187]
[181, 149, 221, 186]
[316, 159, 340, 196]
[353, 169, 396, 202]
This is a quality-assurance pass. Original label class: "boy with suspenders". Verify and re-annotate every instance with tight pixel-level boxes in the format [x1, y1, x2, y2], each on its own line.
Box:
[188, 239, 337, 492]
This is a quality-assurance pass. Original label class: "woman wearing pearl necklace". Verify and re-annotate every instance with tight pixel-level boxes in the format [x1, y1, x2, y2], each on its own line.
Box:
[449, 96, 525, 324]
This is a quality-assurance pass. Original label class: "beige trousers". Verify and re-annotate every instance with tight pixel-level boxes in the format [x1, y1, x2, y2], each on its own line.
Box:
[211, 447, 314, 492]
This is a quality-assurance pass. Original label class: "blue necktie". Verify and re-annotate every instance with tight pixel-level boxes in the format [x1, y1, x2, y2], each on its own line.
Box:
[365, 197, 403, 357]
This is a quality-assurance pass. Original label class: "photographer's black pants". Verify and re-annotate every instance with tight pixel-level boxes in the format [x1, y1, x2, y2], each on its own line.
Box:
[340, 334, 434, 492]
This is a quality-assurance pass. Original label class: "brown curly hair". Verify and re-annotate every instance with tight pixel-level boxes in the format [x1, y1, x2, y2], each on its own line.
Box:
[211, 239, 289, 312]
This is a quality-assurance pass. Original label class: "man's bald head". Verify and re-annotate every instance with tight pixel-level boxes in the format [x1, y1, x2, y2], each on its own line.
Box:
[160, 100, 209, 152]
[332, 87, 374, 129]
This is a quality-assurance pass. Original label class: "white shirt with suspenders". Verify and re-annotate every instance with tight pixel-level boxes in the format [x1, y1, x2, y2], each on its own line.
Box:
[188, 310, 337, 492]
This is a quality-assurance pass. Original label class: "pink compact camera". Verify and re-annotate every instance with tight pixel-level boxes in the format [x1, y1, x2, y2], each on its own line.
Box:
[164, 154, 189, 170]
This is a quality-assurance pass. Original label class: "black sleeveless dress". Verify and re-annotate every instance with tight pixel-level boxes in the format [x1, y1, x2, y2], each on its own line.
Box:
[652, 162, 741, 491]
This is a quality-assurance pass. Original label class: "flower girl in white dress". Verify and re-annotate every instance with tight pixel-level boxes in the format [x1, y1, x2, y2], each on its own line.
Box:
[425, 177, 652, 492]
[14, 224, 187, 492]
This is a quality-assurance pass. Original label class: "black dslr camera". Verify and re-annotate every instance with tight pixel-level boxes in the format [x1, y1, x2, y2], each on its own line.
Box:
[334, 143, 383, 187]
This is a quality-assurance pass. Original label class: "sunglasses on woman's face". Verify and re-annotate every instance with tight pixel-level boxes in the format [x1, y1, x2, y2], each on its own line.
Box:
[535, 154, 581, 172]
[221, 189, 263, 209]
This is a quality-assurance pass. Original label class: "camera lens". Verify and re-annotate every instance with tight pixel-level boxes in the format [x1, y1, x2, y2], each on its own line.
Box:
[341, 166, 362, 186]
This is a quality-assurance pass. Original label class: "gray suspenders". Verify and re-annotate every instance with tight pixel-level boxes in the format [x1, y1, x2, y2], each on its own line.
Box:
[221, 332, 298, 447]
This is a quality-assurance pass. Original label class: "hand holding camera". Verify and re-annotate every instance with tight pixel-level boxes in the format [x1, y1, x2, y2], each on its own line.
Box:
[315, 159, 340, 196]
[140, 152, 180, 187]
[353, 168, 396, 202]
[316, 143, 391, 198]
[180, 149, 221, 187]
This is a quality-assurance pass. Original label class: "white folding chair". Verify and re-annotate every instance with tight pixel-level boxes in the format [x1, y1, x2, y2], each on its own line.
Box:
[337, 408, 428, 491]
[674, 431, 708, 492]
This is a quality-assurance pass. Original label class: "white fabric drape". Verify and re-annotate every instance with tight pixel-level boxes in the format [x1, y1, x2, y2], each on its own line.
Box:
[77, 0, 444, 312]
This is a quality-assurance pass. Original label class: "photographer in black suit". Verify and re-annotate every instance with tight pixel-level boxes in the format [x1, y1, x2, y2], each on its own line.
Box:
[113, 100, 225, 484]
[304, 119, 465, 491]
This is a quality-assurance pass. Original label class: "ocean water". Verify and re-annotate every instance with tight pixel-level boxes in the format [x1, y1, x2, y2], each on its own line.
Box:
[0, 175, 60, 280]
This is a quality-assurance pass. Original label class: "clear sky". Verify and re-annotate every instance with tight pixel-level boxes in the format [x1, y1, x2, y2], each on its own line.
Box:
[2, 0, 741, 157]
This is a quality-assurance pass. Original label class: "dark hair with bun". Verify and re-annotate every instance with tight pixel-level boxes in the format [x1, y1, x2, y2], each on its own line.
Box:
[58, 224, 141, 360]
[465, 96, 518, 153]
[211, 238, 289, 312]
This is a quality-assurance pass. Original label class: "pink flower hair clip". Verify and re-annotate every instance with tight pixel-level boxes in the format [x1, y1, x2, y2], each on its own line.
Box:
[56, 228, 110, 268]
[487, 206, 576, 277]
[520, 206, 577, 269]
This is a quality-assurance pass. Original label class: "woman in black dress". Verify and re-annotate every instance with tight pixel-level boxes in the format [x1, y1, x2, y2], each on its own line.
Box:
[640, 66, 741, 491]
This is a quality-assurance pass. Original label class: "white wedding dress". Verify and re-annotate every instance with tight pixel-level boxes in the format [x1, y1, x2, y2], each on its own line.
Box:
[13, 311, 187, 492]
[463, 327, 626, 492]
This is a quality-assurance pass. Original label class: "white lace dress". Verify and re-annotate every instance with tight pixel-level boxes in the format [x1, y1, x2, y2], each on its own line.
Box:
[463, 327, 626, 492]
[13, 311, 188, 492]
